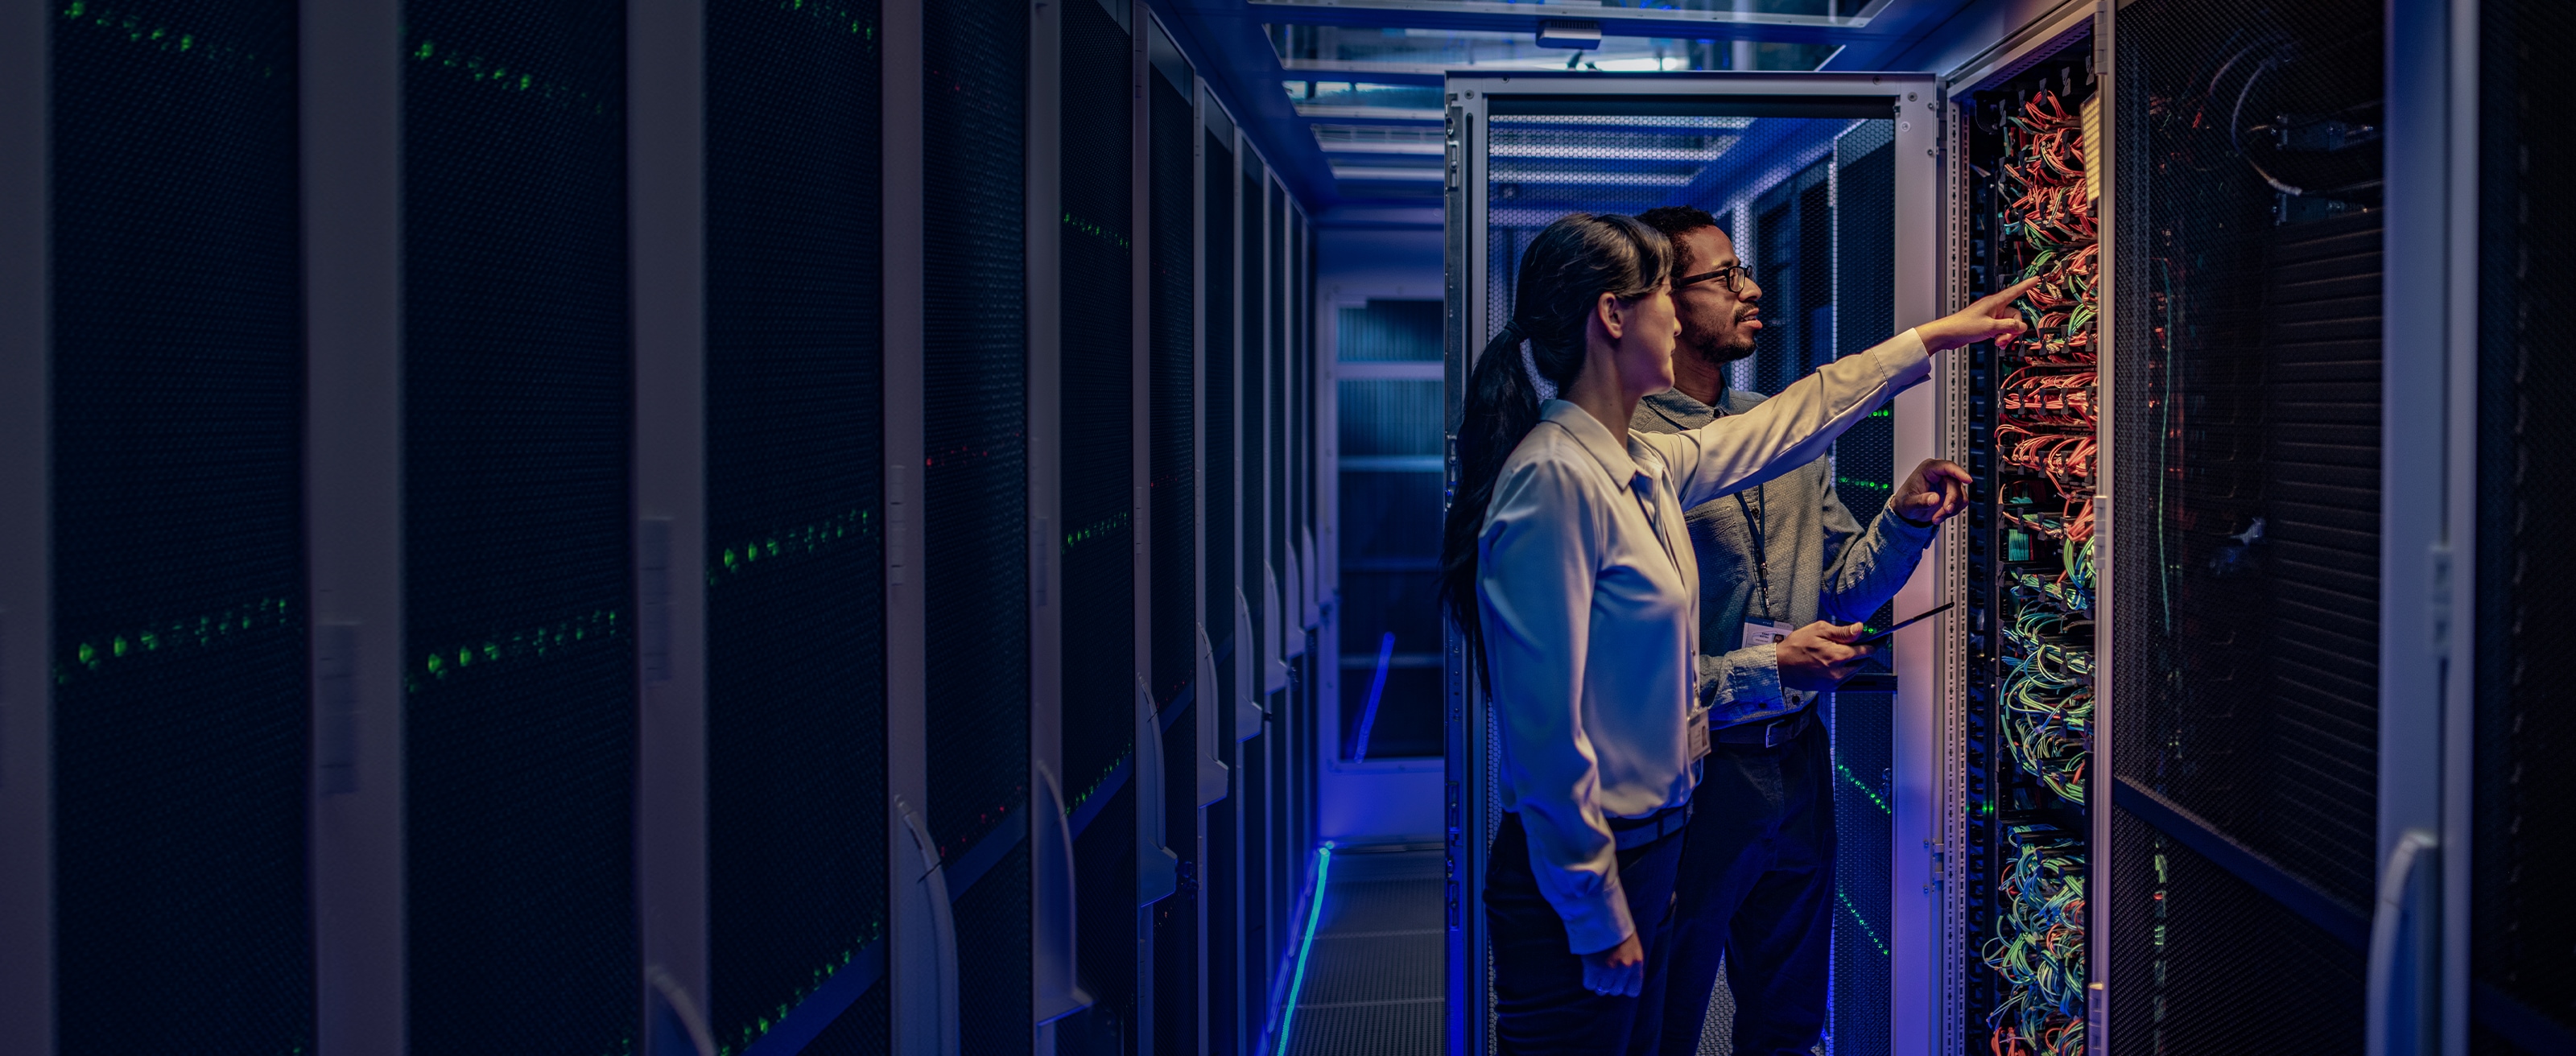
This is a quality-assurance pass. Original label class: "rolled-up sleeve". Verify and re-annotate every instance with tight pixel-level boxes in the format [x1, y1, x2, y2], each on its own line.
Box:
[1697, 645, 1786, 727]
[1479, 455, 1632, 955]
[1653, 328, 1932, 509]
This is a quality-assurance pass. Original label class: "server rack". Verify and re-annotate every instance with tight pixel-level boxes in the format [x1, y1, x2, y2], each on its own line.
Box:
[1144, 22, 1203, 1056]
[701, 0, 890, 1047]
[1943, 3, 2401, 1051]
[399, 1, 642, 1049]
[0, 0, 1325, 1048]
[1055, 0, 1138, 1049]
[2464, 0, 2576, 1052]
[46, 2, 313, 1050]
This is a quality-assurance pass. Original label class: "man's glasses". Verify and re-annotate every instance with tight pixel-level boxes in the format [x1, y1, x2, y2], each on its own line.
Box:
[1673, 262, 1755, 293]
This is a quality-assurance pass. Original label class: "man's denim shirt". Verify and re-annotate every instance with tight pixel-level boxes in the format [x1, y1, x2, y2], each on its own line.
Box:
[1630, 385, 1937, 728]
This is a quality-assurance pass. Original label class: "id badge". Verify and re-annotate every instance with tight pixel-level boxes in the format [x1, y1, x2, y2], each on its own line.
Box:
[1686, 704, 1711, 762]
[1741, 618, 1794, 651]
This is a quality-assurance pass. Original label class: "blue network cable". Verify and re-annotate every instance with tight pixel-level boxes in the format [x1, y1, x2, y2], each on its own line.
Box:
[1353, 632, 1396, 760]
[1274, 842, 1336, 1056]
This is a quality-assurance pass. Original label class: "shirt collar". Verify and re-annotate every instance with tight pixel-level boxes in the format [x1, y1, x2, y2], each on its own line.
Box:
[1538, 398, 1652, 488]
[1640, 387, 1719, 431]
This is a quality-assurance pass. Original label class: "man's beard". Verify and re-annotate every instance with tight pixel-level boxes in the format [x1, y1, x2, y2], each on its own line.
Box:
[1684, 324, 1757, 366]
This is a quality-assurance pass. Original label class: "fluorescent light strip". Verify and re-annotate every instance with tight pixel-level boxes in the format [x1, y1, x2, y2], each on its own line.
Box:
[1294, 104, 1446, 122]
[1488, 170, 1698, 186]
[1315, 140, 1445, 156]
[1274, 843, 1338, 1056]
[1329, 165, 1447, 182]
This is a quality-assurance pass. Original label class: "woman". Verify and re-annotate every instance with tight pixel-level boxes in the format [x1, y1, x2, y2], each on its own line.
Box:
[1439, 213, 2033, 1054]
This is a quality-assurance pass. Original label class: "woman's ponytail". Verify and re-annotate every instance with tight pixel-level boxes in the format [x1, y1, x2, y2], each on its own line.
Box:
[1438, 213, 1671, 689]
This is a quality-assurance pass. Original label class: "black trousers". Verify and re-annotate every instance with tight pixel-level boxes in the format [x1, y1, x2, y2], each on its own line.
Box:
[1635, 717, 1835, 1056]
[1486, 810, 1687, 1056]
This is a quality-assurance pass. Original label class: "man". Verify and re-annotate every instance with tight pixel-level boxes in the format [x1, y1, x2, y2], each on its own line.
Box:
[1628, 205, 1970, 1055]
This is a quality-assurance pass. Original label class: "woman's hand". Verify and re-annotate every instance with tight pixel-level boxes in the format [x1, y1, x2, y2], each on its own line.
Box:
[1579, 932, 1647, 997]
[1915, 276, 2042, 353]
[1893, 459, 1972, 526]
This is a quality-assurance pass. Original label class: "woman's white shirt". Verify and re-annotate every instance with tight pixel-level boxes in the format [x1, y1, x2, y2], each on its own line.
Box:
[1476, 328, 1930, 955]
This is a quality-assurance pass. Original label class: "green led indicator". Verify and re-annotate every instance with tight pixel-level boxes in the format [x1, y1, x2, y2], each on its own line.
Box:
[1061, 212, 1132, 250]
[707, 507, 877, 588]
[1835, 887, 1889, 956]
[56, 596, 295, 685]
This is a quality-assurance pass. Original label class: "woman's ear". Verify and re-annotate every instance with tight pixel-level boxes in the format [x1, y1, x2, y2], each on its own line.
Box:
[1593, 291, 1625, 342]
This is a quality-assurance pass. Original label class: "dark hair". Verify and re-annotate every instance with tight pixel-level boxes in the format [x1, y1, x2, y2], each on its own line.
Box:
[1636, 204, 1720, 245]
[1437, 213, 1673, 688]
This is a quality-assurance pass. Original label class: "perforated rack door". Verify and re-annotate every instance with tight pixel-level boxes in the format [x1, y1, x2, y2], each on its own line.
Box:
[1445, 73, 1946, 1056]
[920, 0, 1032, 1048]
[1205, 130, 1238, 736]
[51, 0, 311, 1048]
[2107, 0, 2384, 1049]
[2472, 0, 2576, 1048]
[1149, 68, 1198, 716]
[703, 0, 888, 1048]
[1146, 59, 1200, 1056]
[1057, 0, 1137, 1045]
[401, 0, 637, 1050]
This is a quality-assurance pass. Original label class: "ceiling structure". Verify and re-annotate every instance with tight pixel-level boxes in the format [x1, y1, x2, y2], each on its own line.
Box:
[1149, 0, 1986, 225]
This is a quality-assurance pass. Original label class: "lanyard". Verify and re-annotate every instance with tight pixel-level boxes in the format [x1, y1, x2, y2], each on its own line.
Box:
[1732, 486, 1777, 623]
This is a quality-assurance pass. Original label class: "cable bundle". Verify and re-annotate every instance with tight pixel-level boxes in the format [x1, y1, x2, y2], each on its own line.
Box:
[1984, 826, 2088, 1056]
[1999, 89, 2099, 365]
[2000, 608, 2092, 802]
[1984, 85, 2101, 1047]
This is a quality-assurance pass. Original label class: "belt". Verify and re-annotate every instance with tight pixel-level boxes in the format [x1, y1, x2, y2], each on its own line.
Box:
[1606, 803, 1692, 851]
[1715, 707, 1814, 749]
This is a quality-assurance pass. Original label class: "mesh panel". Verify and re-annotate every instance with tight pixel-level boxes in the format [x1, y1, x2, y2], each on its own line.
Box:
[2106, 807, 2363, 1055]
[1150, 73, 1198, 706]
[955, 843, 1036, 1042]
[2473, 0, 2576, 1042]
[1059, 0, 1135, 845]
[1069, 786, 1141, 1054]
[1271, 184, 1290, 646]
[1156, 710, 1200, 1056]
[703, 0, 886, 1049]
[401, 0, 637, 1050]
[2112, 0, 2382, 903]
[1209, 763, 1239, 1054]
[921, 3, 1031, 1050]
[1244, 171, 1268, 698]
[50, 0, 311, 1047]
[1236, 171, 1272, 1056]
[2104, 0, 2381, 1048]
[1205, 132, 1236, 691]
[802, 980, 894, 1056]
[1823, 124, 1897, 1056]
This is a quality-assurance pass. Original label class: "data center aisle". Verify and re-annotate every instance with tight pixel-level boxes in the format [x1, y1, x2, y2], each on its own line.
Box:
[1282, 845, 1443, 1054]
